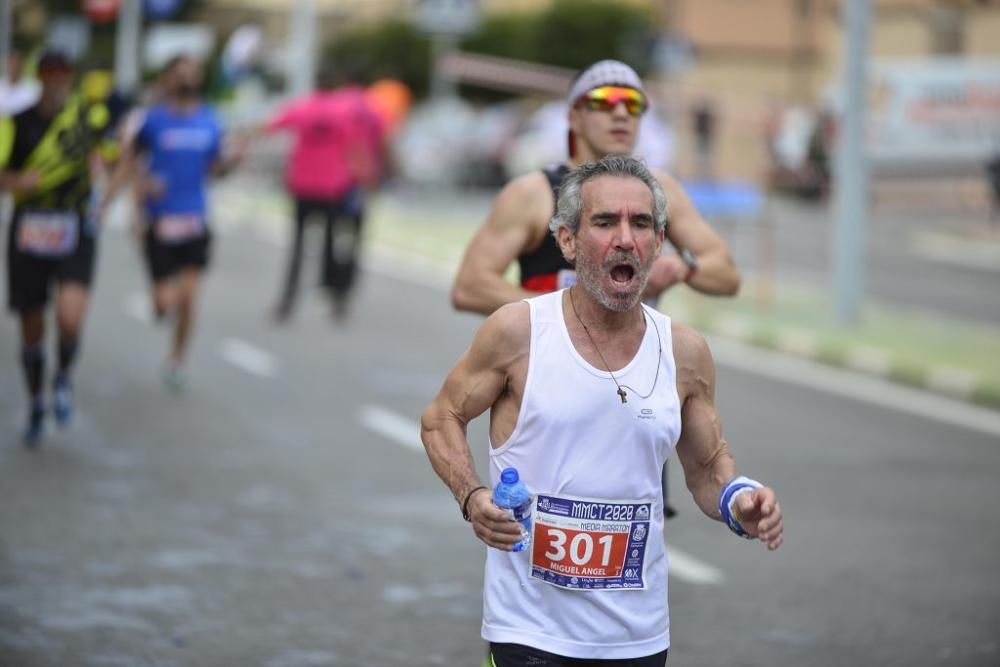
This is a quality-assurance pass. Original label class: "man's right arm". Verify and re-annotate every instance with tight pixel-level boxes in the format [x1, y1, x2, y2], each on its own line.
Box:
[0, 169, 40, 193]
[262, 100, 301, 134]
[451, 173, 550, 316]
[420, 303, 529, 549]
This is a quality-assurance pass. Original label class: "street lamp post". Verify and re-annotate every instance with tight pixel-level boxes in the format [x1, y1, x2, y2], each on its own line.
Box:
[115, 0, 143, 95]
[287, 0, 317, 96]
[832, 0, 872, 324]
[0, 0, 12, 81]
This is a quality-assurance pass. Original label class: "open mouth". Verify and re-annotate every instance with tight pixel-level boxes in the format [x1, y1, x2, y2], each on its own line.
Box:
[610, 264, 636, 286]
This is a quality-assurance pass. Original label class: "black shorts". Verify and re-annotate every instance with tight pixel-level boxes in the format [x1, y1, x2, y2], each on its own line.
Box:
[489, 643, 668, 667]
[144, 229, 212, 283]
[6, 225, 97, 313]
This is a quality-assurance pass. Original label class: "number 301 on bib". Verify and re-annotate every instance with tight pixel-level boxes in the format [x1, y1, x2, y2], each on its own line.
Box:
[530, 494, 653, 591]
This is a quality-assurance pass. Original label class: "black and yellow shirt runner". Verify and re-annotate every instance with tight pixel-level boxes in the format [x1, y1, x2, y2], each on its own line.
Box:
[0, 95, 114, 258]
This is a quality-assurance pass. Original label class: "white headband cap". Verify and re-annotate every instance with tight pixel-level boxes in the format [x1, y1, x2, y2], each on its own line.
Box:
[567, 60, 646, 105]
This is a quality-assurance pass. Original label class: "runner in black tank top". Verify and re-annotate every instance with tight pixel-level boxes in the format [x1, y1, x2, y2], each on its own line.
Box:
[453, 58, 739, 319]
[518, 164, 574, 293]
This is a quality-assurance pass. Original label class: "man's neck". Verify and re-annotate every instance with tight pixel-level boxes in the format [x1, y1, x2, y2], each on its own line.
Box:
[568, 149, 612, 171]
[566, 286, 643, 335]
[169, 97, 200, 113]
[38, 96, 63, 117]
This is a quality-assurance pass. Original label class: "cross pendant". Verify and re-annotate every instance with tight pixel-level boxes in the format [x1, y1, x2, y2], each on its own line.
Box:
[618, 388, 628, 404]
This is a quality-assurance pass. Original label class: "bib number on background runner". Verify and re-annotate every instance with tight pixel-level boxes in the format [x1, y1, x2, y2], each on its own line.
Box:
[556, 269, 577, 290]
[16, 211, 79, 258]
[155, 214, 205, 244]
[530, 494, 652, 591]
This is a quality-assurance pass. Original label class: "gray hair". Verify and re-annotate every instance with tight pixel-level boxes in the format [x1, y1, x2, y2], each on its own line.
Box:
[550, 155, 668, 236]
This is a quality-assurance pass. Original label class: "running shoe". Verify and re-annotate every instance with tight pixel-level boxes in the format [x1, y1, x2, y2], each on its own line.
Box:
[23, 400, 45, 447]
[53, 377, 74, 427]
[162, 364, 186, 394]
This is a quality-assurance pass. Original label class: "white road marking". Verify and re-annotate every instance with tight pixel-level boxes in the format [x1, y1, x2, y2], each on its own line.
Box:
[219, 338, 279, 379]
[708, 336, 1000, 438]
[667, 545, 725, 585]
[360, 404, 424, 452]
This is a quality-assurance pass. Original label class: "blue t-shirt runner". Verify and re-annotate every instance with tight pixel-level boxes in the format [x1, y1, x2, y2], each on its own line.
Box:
[136, 102, 223, 244]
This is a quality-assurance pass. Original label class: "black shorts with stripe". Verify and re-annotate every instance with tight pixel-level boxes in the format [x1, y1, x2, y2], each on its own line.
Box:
[143, 229, 212, 283]
[489, 643, 668, 667]
[6, 219, 97, 313]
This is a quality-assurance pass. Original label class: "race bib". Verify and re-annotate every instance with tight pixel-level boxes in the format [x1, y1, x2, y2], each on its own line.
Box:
[155, 214, 205, 244]
[16, 211, 80, 258]
[556, 269, 577, 289]
[530, 494, 653, 591]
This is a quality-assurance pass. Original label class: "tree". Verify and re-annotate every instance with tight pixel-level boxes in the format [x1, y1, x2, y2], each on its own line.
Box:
[324, 19, 432, 97]
[534, 0, 656, 75]
[460, 11, 543, 63]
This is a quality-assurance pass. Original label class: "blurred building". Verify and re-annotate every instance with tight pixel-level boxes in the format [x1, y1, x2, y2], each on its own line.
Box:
[196, 0, 1000, 180]
[660, 0, 1000, 180]
[671, 0, 1000, 102]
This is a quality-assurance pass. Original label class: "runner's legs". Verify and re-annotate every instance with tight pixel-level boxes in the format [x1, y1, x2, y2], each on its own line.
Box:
[52, 282, 90, 425]
[170, 267, 201, 366]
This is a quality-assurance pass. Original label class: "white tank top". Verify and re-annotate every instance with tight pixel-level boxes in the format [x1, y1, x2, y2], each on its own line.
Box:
[482, 289, 681, 659]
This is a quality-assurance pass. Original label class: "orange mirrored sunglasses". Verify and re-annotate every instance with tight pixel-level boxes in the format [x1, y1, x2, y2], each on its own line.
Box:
[576, 85, 648, 117]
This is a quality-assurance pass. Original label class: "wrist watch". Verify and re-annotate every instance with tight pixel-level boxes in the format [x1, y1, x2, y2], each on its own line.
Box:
[680, 248, 699, 279]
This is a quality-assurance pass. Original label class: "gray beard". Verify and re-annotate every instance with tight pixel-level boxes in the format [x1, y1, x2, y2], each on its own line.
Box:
[574, 250, 651, 313]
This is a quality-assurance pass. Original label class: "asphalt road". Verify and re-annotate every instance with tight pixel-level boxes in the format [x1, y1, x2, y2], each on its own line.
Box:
[1, 209, 998, 666]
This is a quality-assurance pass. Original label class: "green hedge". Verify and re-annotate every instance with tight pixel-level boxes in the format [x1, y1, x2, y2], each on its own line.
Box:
[324, 19, 433, 97]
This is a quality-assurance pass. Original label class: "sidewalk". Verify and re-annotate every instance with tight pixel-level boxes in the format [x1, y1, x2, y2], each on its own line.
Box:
[214, 181, 1000, 410]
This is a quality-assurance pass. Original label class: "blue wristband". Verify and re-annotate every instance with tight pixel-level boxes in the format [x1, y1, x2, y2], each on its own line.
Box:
[719, 476, 763, 539]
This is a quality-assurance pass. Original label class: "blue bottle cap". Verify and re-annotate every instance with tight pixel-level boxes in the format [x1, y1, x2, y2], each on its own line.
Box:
[500, 468, 519, 484]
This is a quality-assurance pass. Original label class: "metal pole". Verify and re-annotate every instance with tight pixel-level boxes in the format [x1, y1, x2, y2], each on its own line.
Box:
[832, 0, 871, 324]
[288, 0, 317, 96]
[430, 33, 457, 98]
[0, 0, 12, 82]
[114, 0, 143, 95]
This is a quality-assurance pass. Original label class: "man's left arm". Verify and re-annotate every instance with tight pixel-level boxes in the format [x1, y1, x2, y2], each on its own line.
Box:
[647, 170, 741, 297]
[672, 324, 783, 550]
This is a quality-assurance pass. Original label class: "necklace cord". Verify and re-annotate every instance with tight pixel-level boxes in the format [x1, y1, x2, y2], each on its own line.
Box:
[568, 288, 662, 403]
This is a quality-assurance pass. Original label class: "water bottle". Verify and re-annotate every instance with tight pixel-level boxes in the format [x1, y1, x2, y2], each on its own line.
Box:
[493, 467, 532, 552]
